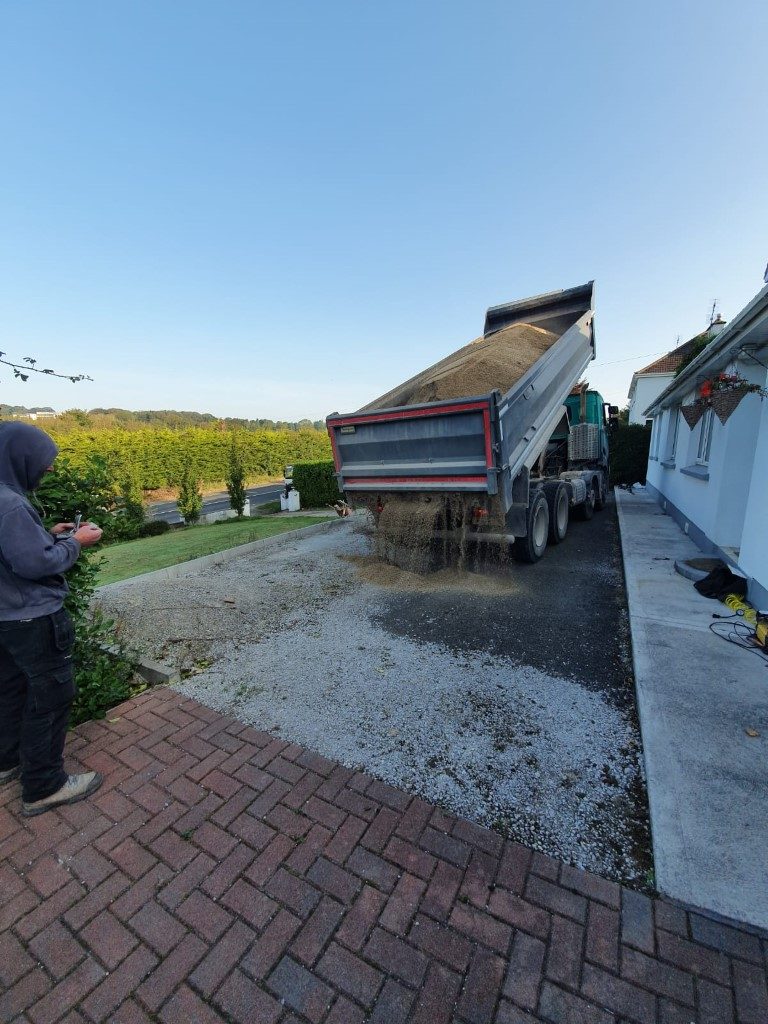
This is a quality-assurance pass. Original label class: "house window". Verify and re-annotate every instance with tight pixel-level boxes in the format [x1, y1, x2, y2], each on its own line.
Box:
[696, 408, 714, 465]
[649, 417, 659, 459]
[665, 409, 680, 462]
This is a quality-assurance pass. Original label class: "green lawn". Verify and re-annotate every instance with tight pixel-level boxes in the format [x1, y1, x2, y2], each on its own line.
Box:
[96, 516, 331, 585]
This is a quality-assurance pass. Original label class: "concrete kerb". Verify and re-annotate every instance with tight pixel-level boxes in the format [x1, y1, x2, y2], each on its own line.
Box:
[100, 643, 181, 687]
[614, 488, 665, 874]
[96, 515, 349, 687]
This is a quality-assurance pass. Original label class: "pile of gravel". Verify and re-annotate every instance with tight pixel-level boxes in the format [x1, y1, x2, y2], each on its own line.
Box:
[360, 322, 558, 410]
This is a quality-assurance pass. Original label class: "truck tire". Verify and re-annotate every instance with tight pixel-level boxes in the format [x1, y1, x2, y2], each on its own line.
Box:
[513, 490, 549, 563]
[543, 481, 569, 544]
[594, 474, 607, 510]
[575, 479, 597, 520]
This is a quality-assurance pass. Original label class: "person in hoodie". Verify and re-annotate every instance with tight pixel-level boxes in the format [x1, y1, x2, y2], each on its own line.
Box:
[0, 422, 104, 816]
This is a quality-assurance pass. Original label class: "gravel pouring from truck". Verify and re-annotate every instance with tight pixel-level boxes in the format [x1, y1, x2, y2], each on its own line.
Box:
[327, 282, 618, 562]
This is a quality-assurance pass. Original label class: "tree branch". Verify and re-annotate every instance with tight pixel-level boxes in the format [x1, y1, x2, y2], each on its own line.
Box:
[0, 354, 92, 384]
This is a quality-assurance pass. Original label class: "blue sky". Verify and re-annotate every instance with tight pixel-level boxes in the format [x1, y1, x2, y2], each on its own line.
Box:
[1, 1, 766, 419]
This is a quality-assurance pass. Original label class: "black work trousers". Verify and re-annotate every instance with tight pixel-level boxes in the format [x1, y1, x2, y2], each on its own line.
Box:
[0, 608, 75, 802]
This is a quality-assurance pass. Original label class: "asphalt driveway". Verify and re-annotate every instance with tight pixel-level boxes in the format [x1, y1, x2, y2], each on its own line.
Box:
[377, 498, 633, 706]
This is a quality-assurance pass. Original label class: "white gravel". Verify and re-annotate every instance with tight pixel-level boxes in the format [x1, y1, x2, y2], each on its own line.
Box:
[98, 522, 650, 885]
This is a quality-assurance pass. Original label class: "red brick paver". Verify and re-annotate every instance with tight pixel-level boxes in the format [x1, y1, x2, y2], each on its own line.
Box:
[1, 688, 766, 1023]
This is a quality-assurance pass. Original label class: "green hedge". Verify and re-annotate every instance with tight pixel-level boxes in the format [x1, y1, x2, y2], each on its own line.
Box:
[610, 424, 652, 486]
[293, 461, 340, 508]
[46, 426, 332, 490]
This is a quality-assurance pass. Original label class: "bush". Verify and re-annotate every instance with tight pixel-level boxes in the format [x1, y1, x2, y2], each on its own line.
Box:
[177, 461, 203, 524]
[34, 456, 137, 726]
[138, 519, 171, 538]
[610, 424, 652, 486]
[292, 461, 340, 508]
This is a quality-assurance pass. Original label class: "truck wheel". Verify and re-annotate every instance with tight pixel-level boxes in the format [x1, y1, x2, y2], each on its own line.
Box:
[575, 480, 596, 520]
[594, 475, 607, 511]
[513, 490, 549, 563]
[543, 482, 569, 544]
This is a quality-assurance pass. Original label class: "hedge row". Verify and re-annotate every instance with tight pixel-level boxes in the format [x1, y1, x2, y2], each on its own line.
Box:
[293, 461, 340, 507]
[47, 427, 332, 490]
[610, 423, 651, 486]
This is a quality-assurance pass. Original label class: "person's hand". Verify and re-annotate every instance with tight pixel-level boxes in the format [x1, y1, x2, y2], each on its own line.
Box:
[73, 523, 103, 548]
[51, 523, 76, 536]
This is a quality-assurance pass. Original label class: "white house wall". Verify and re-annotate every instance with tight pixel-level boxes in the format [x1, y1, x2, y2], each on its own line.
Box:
[709, 376, 763, 549]
[629, 374, 673, 424]
[646, 356, 767, 601]
[739, 395, 768, 607]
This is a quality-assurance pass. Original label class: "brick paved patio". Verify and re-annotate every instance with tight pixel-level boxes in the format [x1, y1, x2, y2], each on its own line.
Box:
[1, 688, 766, 1024]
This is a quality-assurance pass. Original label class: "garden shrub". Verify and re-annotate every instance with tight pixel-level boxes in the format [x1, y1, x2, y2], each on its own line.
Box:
[610, 423, 652, 486]
[292, 461, 340, 508]
[34, 456, 138, 726]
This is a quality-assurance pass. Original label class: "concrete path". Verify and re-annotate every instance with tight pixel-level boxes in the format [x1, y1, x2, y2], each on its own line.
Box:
[616, 488, 768, 931]
[2, 688, 767, 1024]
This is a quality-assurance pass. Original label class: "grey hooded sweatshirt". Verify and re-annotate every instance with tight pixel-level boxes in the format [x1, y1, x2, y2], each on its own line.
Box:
[0, 422, 80, 620]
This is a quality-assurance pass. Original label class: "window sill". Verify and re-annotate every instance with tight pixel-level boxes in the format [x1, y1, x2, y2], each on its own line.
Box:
[680, 464, 710, 481]
[660, 459, 676, 469]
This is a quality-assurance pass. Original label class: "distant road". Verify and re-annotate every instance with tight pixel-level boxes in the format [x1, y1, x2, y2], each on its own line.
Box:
[147, 483, 284, 524]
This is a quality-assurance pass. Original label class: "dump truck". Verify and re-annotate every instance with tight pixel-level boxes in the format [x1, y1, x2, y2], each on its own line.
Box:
[326, 282, 617, 563]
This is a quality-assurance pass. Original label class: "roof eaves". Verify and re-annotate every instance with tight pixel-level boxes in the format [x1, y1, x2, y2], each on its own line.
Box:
[644, 284, 768, 417]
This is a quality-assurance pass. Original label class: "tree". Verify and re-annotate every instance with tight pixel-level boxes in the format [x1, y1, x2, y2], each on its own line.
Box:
[226, 440, 248, 517]
[177, 460, 203, 524]
[113, 465, 146, 540]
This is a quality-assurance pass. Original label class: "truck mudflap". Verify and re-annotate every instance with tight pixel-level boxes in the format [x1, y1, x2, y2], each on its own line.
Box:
[326, 396, 499, 495]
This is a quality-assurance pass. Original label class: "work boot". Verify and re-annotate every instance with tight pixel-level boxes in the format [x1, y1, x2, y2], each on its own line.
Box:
[22, 772, 103, 817]
[0, 765, 20, 784]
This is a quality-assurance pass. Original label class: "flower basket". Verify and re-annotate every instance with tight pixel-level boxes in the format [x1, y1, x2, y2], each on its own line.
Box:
[711, 386, 749, 425]
[681, 402, 704, 429]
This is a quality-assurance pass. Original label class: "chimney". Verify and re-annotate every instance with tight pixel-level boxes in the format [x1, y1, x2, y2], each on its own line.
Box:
[708, 314, 727, 337]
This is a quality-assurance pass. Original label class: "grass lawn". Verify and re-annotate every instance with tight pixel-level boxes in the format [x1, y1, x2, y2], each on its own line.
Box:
[96, 516, 331, 585]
